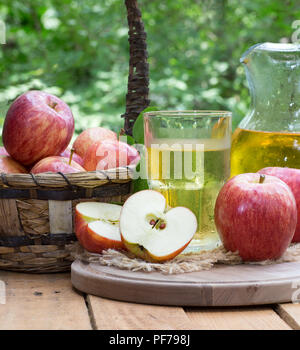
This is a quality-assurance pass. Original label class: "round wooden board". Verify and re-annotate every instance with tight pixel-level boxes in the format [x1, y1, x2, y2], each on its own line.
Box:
[71, 259, 300, 307]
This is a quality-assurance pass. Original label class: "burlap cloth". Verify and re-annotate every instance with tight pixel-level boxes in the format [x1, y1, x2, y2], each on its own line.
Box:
[73, 242, 300, 275]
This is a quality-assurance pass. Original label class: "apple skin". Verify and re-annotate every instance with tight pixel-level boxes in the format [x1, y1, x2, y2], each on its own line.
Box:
[60, 147, 84, 167]
[74, 207, 125, 253]
[258, 167, 300, 243]
[31, 156, 86, 174]
[84, 225, 125, 253]
[2, 90, 74, 166]
[0, 147, 9, 156]
[214, 173, 297, 261]
[122, 239, 192, 263]
[73, 127, 117, 159]
[83, 139, 140, 171]
[74, 212, 89, 247]
[0, 155, 28, 174]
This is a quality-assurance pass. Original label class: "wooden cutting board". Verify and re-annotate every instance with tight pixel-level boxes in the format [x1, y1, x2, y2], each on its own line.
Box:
[71, 259, 300, 307]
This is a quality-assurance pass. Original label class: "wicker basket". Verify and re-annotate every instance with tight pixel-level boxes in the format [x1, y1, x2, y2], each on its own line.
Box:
[0, 0, 150, 273]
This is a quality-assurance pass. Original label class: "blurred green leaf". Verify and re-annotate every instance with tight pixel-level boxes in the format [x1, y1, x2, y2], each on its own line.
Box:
[132, 106, 159, 145]
[133, 178, 149, 193]
[132, 161, 149, 193]
[124, 135, 135, 146]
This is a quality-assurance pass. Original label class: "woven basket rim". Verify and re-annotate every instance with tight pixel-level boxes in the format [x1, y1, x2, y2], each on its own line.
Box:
[0, 166, 135, 189]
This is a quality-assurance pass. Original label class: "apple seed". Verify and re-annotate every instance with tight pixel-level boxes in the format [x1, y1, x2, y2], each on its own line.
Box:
[149, 219, 156, 226]
[159, 222, 166, 230]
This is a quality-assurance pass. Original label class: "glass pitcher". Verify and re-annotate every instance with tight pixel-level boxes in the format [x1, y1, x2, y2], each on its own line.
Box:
[231, 42, 300, 177]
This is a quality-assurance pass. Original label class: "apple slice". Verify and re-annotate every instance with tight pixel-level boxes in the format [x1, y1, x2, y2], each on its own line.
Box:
[76, 202, 121, 223]
[86, 221, 124, 252]
[120, 190, 198, 262]
[75, 202, 124, 253]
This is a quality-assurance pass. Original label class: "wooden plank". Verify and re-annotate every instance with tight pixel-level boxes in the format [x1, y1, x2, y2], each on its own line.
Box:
[0, 272, 91, 330]
[49, 200, 73, 234]
[185, 307, 291, 330]
[0, 199, 23, 236]
[87, 295, 193, 330]
[275, 303, 300, 330]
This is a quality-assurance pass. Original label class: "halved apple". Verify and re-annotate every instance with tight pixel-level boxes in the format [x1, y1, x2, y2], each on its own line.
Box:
[75, 202, 125, 253]
[119, 190, 198, 262]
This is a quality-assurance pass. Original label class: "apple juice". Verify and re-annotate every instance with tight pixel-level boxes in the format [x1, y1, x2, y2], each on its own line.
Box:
[231, 128, 300, 177]
[146, 138, 230, 252]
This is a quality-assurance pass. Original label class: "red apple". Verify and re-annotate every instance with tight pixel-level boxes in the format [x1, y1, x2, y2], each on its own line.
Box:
[31, 156, 86, 174]
[60, 147, 84, 167]
[0, 155, 28, 173]
[0, 147, 9, 156]
[75, 202, 125, 253]
[258, 167, 300, 243]
[2, 90, 74, 166]
[83, 139, 140, 171]
[73, 127, 117, 159]
[214, 173, 297, 261]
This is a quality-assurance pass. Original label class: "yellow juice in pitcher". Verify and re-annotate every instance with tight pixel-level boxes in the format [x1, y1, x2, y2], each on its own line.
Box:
[146, 138, 230, 251]
[231, 128, 300, 177]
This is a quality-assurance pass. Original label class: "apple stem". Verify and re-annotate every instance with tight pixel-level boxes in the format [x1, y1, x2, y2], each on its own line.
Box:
[152, 219, 159, 229]
[259, 174, 265, 184]
[69, 148, 75, 165]
[50, 102, 58, 110]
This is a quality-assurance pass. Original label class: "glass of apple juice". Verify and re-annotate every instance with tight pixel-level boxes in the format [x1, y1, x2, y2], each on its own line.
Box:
[143, 111, 232, 253]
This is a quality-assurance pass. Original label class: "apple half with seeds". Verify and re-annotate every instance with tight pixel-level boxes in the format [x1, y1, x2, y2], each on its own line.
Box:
[75, 202, 125, 253]
[120, 190, 198, 262]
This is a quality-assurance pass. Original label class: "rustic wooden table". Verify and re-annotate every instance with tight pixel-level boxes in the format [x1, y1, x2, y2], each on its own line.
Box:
[0, 271, 299, 330]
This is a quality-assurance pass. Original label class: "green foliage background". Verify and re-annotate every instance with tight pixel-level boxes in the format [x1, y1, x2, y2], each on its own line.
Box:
[0, 0, 299, 143]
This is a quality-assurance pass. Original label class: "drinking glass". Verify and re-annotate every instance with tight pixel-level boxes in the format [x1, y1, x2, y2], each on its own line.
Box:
[144, 110, 232, 252]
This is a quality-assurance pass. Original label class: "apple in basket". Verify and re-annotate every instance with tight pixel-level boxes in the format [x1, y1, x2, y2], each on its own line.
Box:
[83, 139, 140, 171]
[31, 156, 86, 174]
[75, 202, 125, 253]
[73, 127, 117, 159]
[0, 155, 28, 174]
[0, 147, 9, 156]
[119, 190, 198, 262]
[2, 90, 74, 166]
[258, 167, 300, 243]
[214, 173, 297, 261]
[60, 147, 84, 167]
